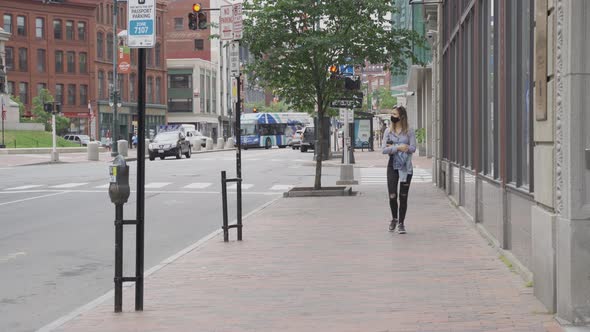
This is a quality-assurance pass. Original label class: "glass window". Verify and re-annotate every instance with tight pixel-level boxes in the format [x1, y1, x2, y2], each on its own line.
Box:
[146, 48, 153, 67]
[17, 16, 25, 36]
[98, 71, 104, 99]
[66, 51, 75, 73]
[79, 52, 87, 73]
[194, 39, 204, 50]
[168, 74, 192, 89]
[106, 33, 113, 61]
[147, 76, 153, 103]
[118, 74, 125, 101]
[37, 49, 46, 73]
[66, 20, 74, 40]
[155, 77, 161, 104]
[35, 17, 44, 38]
[37, 83, 47, 94]
[53, 19, 62, 39]
[7, 81, 14, 96]
[19, 82, 28, 104]
[55, 50, 63, 73]
[97, 32, 104, 59]
[18, 48, 27, 71]
[55, 84, 64, 105]
[155, 43, 161, 67]
[67, 84, 76, 105]
[129, 73, 136, 102]
[77, 22, 86, 40]
[5, 47, 14, 71]
[212, 75, 216, 114]
[200, 73, 205, 112]
[80, 84, 88, 105]
[130, 48, 136, 65]
[175, 18, 183, 30]
[3, 14, 12, 33]
[108, 71, 113, 88]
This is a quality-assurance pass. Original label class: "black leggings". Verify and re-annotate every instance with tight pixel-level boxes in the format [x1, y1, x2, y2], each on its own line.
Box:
[387, 168, 413, 224]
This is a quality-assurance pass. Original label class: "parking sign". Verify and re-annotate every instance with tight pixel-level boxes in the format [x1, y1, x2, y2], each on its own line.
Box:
[127, 0, 156, 48]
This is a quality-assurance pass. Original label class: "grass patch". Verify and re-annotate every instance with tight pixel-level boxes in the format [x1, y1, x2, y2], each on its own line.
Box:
[1, 131, 80, 148]
[499, 255, 514, 271]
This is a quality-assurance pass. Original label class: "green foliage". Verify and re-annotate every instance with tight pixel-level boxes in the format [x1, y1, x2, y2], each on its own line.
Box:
[9, 95, 26, 118]
[2, 130, 80, 148]
[415, 128, 425, 144]
[243, 0, 424, 188]
[31, 89, 70, 135]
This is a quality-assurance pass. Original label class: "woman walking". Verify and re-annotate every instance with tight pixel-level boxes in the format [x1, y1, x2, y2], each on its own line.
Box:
[382, 106, 416, 234]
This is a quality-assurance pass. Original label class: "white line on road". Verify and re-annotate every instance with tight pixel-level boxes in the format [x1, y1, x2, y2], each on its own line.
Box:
[227, 183, 254, 190]
[144, 182, 172, 189]
[270, 184, 293, 191]
[49, 183, 89, 189]
[94, 184, 110, 189]
[5, 184, 45, 190]
[183, 183, 212, 189]
[0, 192, 68, 206]
[0, 189, 281, 196]
[0, 252, 26, 263]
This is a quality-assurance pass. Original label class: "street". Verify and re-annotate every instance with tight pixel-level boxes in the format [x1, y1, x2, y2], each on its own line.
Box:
[0, 148, 340, 332]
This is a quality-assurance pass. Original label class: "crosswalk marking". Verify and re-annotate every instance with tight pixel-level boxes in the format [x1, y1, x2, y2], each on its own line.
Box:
[5, 185, 44, 190]
[144, 182, 172, 189]
[227, 183, 254, 190]
[360, 168, 432, 185]
[95, 184, 110, 189]
[183, 183, 212, 189]
[270, 185, 293, 191]
[50, 183, 89, 188]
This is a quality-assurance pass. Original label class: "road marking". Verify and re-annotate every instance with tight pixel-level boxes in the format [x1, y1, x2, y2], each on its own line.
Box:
[94, 184, 110, 189]
[270, 184, 293, 191]
[0, 192, 68, 206]
[227, 183, 253, 190]
[144, 182, 172, 189]
[183, 183, 212, 189]
[0, 252, 26, 263]
[0, 189, 280, 196]
[50, 183, 89, 189]
[5, 184, 45, 190]
[360, 168, 433, 185]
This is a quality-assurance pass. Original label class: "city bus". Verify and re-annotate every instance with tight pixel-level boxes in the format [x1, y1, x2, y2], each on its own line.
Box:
[240, 112, 312, 149]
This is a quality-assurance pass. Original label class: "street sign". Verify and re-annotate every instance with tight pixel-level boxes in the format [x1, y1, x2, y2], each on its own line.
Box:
[220, 5, 233, 41]
[229, 41, 240, 77]
[339, 65, 354, 76]
[331, 92, 363, 109]
[232, 3, 243, 40]
[127, 0, 156, 48]
[339, 109, 354, 123]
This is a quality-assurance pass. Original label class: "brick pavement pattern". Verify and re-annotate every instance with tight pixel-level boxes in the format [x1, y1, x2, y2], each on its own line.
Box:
[54, 153, 561, 332]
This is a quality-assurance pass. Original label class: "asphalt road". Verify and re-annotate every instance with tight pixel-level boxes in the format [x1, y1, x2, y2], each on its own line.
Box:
[0, 148, 340, 332]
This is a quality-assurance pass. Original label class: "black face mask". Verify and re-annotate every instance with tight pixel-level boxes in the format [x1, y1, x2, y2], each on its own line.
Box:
[391, 116, 401, 123]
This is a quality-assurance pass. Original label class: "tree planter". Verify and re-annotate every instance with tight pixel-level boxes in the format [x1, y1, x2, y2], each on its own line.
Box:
[283, 186, 356, 198]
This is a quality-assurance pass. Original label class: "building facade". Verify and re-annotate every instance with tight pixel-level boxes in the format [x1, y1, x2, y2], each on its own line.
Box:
[0, 0, 96, 134]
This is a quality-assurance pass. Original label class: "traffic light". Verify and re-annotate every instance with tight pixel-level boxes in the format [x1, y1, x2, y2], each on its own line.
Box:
[252, 107, 258, 113]
[44, 103, 53, 113]
[188, 12, 197, 30]
[344, 77, 361, 91]
[328, 65, 339, 79]
[187, 3, 207, 30]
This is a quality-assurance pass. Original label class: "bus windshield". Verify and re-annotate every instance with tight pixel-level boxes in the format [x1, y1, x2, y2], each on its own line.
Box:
[241, 124, 257, 136]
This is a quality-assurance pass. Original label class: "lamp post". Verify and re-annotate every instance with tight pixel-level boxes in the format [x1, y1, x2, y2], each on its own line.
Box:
[111, 0, 119, 157]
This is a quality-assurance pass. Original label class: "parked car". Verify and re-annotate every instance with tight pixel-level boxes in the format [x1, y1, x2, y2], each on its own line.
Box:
[185, 130, 210, 148]
[63, 134, 91, 146]
[290, 129, 303, 149]
[148, 131, 192, 160]
[300, 126, 315, 153]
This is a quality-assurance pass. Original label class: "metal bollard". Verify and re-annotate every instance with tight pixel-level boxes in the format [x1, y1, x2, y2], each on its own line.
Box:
[221, 171, 229, 242]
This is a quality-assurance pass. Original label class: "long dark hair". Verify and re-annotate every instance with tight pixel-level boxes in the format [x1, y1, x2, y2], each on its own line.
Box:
[390, 105, 409, 134]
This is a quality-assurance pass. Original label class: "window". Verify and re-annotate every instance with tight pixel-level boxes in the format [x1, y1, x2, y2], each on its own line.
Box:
[200, 73, 205, 112]
[168, 74, 192, 89]
[97, 32, 104, 59]
[212, 75, 216, 114]
[194, 39, 204, 50]
[118, 74, 125, 101]
[80, 84, 88, 105]
[67, 84, 76, 105]
[37, 49, 46, 72]
[146, 48, 153, 67]
[155, 77, 161, 104]
[66, 20, 74, 40]
[55, 50, 63, 73]
[174, 18, 183, 30]
[108, 71, 113, 88]
[77, 22, 86, 40]
[66, 51, 75, 73]
[5, 47, 14, 71]
[130, 48, 136, 65]
[55, 84, 64, 105]
[3, 14, 12, 33]
[17, 16, 25, 36]
[155, 43, 161, 67]
[7, 81, 14, 96]
[98, 71, 105, 99]
[168, 99, 192, 113]
[19, 82, 28, 104]
[129, 73, 136, 102]
[37, 83, 47, 94]
[35, 17, 44, 38]
[53, 19, 62, 39]
[100, 4, 103, 24]
[79, 52, 87, 73]
[106, 33, 113, 61]
[147, 76, 153, 103]
[18, 48, 27, 71]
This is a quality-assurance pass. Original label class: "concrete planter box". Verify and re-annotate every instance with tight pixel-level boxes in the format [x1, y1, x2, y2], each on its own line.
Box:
[283, 186, 355, 198]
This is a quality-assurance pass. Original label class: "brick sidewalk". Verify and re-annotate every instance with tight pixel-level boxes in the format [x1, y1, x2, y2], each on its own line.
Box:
[51, 167, 561, 332]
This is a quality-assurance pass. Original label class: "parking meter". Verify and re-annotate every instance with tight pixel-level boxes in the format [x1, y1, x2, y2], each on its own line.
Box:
[108, 155, 130, 204]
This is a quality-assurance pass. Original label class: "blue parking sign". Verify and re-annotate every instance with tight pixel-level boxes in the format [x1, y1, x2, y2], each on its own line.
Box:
[339, 65, 354, 76]
[127, 0, 156, 48]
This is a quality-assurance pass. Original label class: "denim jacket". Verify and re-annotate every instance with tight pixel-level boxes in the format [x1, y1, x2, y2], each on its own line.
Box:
[381, 127, 416, 182]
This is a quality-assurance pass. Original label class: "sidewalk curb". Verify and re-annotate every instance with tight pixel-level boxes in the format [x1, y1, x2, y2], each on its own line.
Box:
[123, 148, 236, 162]
[36, 195, 281, 332]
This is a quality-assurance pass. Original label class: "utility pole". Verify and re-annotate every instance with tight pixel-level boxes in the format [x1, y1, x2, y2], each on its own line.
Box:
[111, 0, 119, 157]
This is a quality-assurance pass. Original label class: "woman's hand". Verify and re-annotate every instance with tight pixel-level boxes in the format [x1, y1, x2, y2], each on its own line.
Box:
[397, 144, 409, 152]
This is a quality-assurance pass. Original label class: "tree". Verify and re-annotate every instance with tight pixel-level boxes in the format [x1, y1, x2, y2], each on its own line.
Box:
[374, 87, 397, 110]
[243, 0, 423, 189]
[31, 89, 70, 135]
